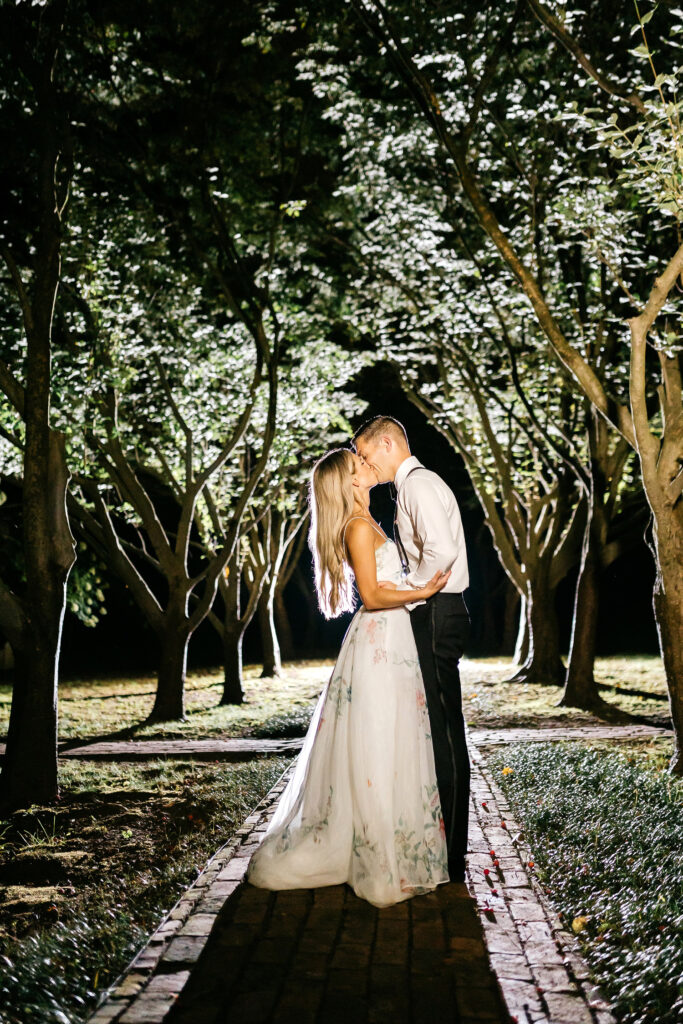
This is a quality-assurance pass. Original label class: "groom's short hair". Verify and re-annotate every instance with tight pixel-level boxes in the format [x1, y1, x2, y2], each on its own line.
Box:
[352, 415, 409, 449]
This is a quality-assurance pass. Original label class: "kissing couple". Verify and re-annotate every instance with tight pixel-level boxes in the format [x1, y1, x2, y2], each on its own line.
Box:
[248, 415, 471, 907]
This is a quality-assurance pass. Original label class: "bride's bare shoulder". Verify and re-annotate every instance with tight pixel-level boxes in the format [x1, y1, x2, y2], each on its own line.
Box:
[343, 517, 379, 553]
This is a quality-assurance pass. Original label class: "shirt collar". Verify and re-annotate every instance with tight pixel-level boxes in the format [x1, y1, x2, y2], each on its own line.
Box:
[394, 455, 422, 492]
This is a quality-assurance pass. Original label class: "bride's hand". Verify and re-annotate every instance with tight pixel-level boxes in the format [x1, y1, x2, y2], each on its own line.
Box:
[421, 569, 451, 598]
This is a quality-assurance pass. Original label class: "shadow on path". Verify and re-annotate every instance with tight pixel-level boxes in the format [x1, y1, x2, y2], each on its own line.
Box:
[165, 881, 510, 1024]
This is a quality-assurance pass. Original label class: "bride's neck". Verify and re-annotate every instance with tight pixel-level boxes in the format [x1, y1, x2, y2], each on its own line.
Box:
[352, 490, 371, 517]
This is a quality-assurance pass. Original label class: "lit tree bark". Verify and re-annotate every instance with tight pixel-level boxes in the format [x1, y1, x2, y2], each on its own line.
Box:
[211, 541, 266, 706]
[258, 587, 282, 678]
[630, 299, 683, 772]
[244, 500, 307, 678]
[560, 411, 632, 709]
[273, 522, 307, 661]
[0, 2, 76, 810]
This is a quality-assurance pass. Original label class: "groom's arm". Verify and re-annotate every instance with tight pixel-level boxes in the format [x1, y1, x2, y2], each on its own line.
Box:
[402, 476, 459, 589]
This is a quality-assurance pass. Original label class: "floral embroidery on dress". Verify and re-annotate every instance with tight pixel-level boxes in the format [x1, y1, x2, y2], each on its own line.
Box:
[274, 785, 334, 853]
[366, 618, 379, 643]
[328, 673, 352, 718]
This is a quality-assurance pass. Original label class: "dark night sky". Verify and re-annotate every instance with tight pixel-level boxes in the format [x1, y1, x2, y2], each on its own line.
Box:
[55, 361, 660, 679]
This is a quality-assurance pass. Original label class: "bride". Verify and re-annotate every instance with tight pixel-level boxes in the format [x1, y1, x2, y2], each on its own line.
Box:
[247, 447, 451, 907]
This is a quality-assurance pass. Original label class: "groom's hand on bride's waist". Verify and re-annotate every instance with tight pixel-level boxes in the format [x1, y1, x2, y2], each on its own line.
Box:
[377, 580, 398, 590]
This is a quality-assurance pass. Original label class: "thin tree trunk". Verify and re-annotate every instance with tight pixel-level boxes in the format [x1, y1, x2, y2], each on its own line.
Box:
[258, 587, 281, 677]
[651, 511, 683, 772]
[274, 587, 294, 660]
[221, 622, 246, 705]
[560, 496, 612, 709]
[510, 573, 564, 685]
[148, 601, 189, 721]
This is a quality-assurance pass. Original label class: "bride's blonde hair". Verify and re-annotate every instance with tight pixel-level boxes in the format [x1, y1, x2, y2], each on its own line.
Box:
[309, 448, 356, 619]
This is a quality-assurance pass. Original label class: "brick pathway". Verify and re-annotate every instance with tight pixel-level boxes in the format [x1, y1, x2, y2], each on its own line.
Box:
[57, 737, 304, 761]
[0, 737, 303, 761]
[89, 737, 620, 1024]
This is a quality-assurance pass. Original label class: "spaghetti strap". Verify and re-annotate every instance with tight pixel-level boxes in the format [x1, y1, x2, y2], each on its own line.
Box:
[342, 515, 386, 549]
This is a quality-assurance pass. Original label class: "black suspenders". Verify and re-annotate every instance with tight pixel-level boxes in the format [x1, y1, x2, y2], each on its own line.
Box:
[393, 465, 423, 573]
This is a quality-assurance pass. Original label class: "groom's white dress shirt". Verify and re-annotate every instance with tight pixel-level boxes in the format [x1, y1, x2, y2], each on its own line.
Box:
[394, 455, 469, 599]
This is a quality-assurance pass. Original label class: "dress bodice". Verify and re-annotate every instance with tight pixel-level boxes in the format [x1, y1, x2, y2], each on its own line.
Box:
[374, 538, 405, 587]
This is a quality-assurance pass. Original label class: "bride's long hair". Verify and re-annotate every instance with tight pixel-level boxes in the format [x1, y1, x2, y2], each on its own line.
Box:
[309, 448, 356, 619]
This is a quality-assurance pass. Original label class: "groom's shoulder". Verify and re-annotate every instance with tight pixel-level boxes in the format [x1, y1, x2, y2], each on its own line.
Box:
[407, 462, 444, 484]
[404, 464, 452, 495]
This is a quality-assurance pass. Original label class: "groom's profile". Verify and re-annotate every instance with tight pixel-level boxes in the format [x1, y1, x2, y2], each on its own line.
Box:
[352, 414, 471, 882]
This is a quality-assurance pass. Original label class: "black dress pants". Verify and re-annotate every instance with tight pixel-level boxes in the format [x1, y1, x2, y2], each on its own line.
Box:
[410, 592, 471, 879]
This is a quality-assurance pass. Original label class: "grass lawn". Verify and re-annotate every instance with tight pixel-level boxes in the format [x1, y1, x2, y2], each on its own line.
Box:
[460, 654, 671, 730]
[0, 660, 331, 743]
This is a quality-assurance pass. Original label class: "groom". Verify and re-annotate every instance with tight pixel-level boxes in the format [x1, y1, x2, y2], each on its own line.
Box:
[353, 415, 471, 882]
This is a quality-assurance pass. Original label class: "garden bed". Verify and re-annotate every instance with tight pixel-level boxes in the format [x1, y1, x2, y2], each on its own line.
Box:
[0, 757, 289, 1024]
[488, 740, 683, 1024]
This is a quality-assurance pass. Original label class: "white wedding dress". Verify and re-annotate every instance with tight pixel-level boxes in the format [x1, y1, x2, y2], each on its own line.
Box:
[247, 531, 449, 908]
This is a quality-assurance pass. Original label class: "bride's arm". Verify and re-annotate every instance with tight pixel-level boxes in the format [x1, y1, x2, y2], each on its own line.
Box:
[345, 520, 449, 611]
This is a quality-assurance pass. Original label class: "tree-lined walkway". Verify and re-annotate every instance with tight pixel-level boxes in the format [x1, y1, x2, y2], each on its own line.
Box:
[89, 738, 621, 1024]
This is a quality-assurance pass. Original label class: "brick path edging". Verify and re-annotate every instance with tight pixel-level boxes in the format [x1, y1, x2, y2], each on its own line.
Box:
[87, 768, 292, 1024]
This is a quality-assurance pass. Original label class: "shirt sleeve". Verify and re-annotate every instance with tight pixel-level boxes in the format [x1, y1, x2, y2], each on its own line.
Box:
[401, 473, 460, 589]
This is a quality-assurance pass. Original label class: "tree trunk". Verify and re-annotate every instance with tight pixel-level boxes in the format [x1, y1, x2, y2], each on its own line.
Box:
[2, 611, 64, 809]
[258, 587, 282, 677]
[0, 6, 75, 810]
[148, 613, 189, 722]
[221, 622, 246, 705]
[513, 594, 529, 666]
[651, 510, 683, 773]
[509, 573, 564, 685]
[560, 498, 611, 710]
[274, 587, 294, 660]
[0, 450, 75, 810]
[502, 584, 521, 658]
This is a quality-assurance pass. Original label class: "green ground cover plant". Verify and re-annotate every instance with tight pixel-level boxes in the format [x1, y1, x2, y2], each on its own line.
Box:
[490, 742, 683, 1024]
[0, 757, 289, 1024]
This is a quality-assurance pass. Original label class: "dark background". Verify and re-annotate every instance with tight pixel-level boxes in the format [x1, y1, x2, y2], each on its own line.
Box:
[54, 361, 660, 679]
